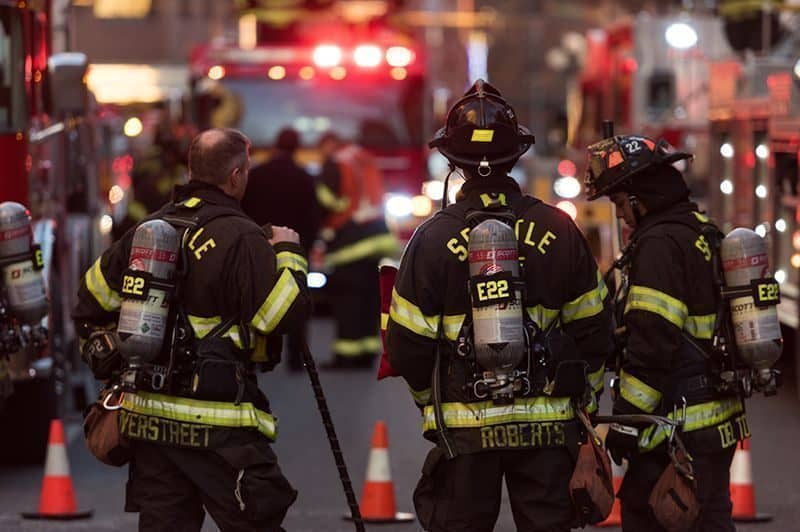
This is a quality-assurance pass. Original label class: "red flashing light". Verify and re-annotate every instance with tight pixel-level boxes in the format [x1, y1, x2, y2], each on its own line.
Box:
[313, 44, 343, 68]
[622, 57, 638, 73]
[354, 45, 382, 68]
[386, 46, 414, 67]
[557, 159, 577, 177]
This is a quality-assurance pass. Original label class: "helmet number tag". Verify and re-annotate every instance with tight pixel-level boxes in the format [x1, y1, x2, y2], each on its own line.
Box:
[623, 139, 642, 154]
[471, 129, 495, 143]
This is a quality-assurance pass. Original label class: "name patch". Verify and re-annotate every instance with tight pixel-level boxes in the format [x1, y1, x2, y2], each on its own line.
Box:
[480, 422, 567, 449]
[119, 411, 212, 448]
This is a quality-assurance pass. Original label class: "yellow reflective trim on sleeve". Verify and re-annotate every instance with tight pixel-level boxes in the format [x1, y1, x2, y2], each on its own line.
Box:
[316, 183, 350, 212]
[251, 269, 301, 334]
[85, 257, 122, 312]
[588, 364, 605, 393]
[443, 314, 465, 341]
[389, 288, 440, 339]
[685, 313, 716, 340]
[275, 250, 308, 275]
[326, 233, 399, 267]
[333, 336, 381, 357]
[562, 271, 608, 324]
[525, 305, 560, 330]
[187, 315, 244, 349]
[422, 396, 575, 431]
[624, 285, 688, 329]
[638, 398, 745, 452]
[409, 386, 431, 406]
[120, 391, 277, 440]
[619, 370, 662, 414]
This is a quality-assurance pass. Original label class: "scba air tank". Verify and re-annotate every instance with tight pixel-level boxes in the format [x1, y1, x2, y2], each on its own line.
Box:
[468, 219, 525, 375]
[118, 220, 179, 364]
[0, 202, 47, 324]
[720, 227, 782, 373]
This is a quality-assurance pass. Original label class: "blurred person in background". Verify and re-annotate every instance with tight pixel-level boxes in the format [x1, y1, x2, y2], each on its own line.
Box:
[316, 132, 398, 369]
[242, 127, 320, 370]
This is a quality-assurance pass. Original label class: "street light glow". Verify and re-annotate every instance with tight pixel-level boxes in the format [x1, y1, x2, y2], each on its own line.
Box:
[354, 45, 383, 68]
[123, 117, 143, 137]
[554, 176, 581, 199]
[665, 22, 698, 50]
[720, 179, 734, 195]
[720, 143, 734, 159]
[313, 44, 343, 68]
[755, 185, 768, 199]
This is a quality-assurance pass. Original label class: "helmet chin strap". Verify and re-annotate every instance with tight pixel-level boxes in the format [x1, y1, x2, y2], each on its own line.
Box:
[628, 193, 644, 223]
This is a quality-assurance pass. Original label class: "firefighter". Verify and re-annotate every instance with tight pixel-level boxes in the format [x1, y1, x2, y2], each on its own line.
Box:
[242, 127, 321, 371]
[385, 80, 613, 531]
[316, 132, 398, 369]
[584, 134, 748, 531]
[73, 128, 311, 532]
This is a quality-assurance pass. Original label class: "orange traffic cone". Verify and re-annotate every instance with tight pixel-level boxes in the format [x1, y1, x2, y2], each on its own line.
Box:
[347, 421, 414, 523]
[22, 419, 92, 520]
[596, 456, 625, 527]
[730, 439, 771, 523]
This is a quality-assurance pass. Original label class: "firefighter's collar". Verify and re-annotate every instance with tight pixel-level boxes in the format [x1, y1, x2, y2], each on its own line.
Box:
[172, 181, 242, 211]
[460, 174, 522, 200]
[632, 201, 702, 237]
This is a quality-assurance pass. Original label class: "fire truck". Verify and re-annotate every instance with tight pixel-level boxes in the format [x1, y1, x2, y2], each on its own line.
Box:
[0, 0, 112, 462]
[189, 1, 429, 264]
[570, 11, 734, 269]
[706, 50, 800, 331]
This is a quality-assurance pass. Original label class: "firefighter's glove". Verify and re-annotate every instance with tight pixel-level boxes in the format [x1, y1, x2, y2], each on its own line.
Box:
[605, 423, 639, 466]
[81, 330, 122, 380]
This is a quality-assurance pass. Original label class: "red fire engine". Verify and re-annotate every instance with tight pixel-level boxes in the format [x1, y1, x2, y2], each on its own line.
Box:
[188, 1, 429, 257]
[0, 0, 112, 461]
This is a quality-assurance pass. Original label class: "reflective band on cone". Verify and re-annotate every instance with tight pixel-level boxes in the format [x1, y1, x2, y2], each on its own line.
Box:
[345, 420, 414, 523]
[596, 455, 625, 527]
[730, 439, 772, 523]
[22, 420, 93, 520]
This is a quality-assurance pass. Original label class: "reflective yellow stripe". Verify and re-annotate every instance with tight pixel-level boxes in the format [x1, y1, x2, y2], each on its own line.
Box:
[121, 391, 277, 440]
[389, 288, 440, 339]
[525, 305, 560, 329]
[251, 269, 300, 334]
[685, 313, 716, 340]
[333, 336, 381, 357]
[326, 233, 398, 267]
[275, 250, 308, 275]
[316, 184, 349, 212]
[250, 333, 268, 363]
[588, 364, 605, 393]
[422, 397, 575, 431]
[409, 386, 431, 406]
[181, 197, 203, 208]
[562, 271, 608, 324]
[85, 257, 122, 312]
[619, 370, 662, 413]
[639, 398, 745, 452]
[442, 314, 465, 341]
[187, 315, 244, 349]
[380, 312, 389, 331]
[693, 211, 710, 223]
[625, 285, 688, 329]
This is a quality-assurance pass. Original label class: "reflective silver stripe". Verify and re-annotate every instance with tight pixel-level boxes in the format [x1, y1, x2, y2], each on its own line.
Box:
[685, 313, 716, 340]
[625, 285, 688, 329]
[389, 288, 439, 339]
[275, 251, 308, 275]
[638, 398, 744, 451]
[562, 271, 609, 324]
[121, 391, 277, 440]
[85, 257, 121, 311]
[442, 314, 465, 341]
[422, 397, 575, 431]
[409, 386, 432, 406]
[251, 269, 300, 334]
[588, 364, 605, 393]
[619, 370, 662, 413]
[525, 305, 560, 329]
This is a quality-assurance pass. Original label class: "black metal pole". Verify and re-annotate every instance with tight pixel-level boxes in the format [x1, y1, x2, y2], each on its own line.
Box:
[300, 341, 366, 532]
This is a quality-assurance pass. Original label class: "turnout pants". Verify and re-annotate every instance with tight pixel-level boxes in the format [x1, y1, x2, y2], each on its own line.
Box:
[328, 258, 381, 364]
[413, 447, 575, 532]
[620, 445, 736, 532]
[125, 439, 297, 532]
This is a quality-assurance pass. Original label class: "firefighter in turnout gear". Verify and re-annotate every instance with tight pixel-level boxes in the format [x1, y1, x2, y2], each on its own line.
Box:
[316, 132, 398, 369]
[585, 133, 749, 532]
[386, 80, 614, 531]
[73, 128, 311, 532]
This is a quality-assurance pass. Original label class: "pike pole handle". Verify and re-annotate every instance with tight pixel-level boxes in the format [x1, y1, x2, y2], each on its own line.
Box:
[300, 341, 366, 532]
